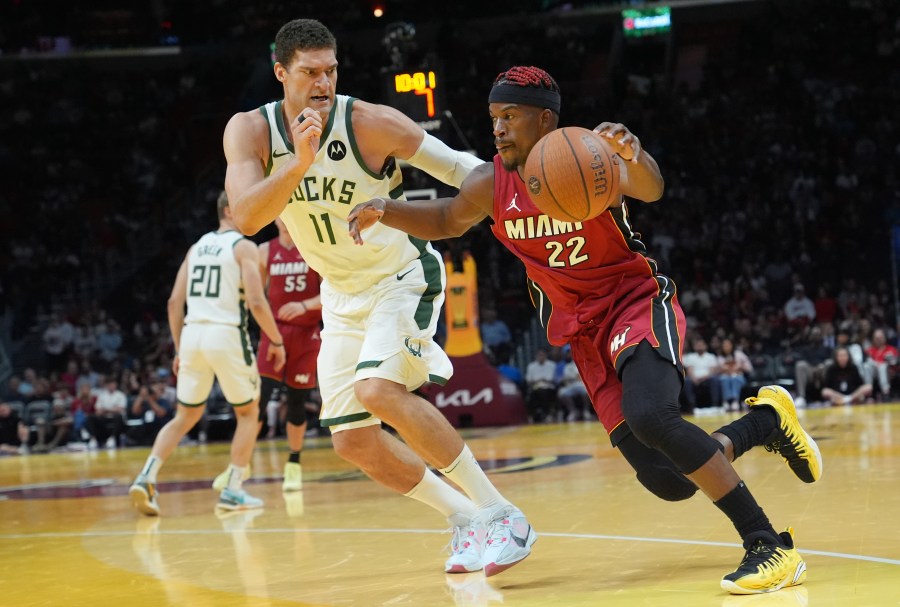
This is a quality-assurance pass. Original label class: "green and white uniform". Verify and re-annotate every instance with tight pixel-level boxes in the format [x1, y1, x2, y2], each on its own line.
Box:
[177, 230, 259, 407]
[260, 95, 452, 431]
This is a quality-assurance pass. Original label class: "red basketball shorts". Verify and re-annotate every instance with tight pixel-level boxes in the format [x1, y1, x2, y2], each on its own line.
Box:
[258, 323, 321, 389]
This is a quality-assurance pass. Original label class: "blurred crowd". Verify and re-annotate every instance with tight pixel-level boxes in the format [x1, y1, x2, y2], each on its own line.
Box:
[2, 1, 899, 452]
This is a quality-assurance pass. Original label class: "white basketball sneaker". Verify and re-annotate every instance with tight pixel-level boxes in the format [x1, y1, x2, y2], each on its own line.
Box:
[212, 464, 251, 491]
[445, 515, 487, 574]
[482, 505, 537, 577]
[216, 488, 263, 512]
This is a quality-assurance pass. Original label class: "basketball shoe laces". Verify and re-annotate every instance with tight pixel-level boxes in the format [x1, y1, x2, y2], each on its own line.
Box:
[447, 523, 481, 562]
[735, 538, 789, 577]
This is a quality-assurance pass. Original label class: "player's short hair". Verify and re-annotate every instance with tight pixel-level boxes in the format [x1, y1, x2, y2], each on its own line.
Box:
[489, 66, 561, 114]
[274, 19, 337, 67]
[216, 190, 229, 220]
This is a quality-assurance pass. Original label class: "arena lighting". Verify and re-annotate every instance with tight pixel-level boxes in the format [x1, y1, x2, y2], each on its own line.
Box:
[374, 7, 384, 17]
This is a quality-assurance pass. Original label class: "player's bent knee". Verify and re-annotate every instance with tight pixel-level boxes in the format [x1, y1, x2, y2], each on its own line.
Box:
[636, 465, 698, 501]
[353, 378, 397, 416]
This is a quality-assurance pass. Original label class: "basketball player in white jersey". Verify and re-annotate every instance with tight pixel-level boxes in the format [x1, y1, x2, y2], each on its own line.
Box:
[129, 191, 286, 516]
[222, 19, 536, 576]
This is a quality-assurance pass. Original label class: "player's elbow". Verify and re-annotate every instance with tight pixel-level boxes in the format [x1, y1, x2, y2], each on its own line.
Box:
[247, 297, 268, 316]
[232, 208, 263, 236]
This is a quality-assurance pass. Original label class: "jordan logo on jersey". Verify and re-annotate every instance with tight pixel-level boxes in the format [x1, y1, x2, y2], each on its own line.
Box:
[327, 140, 347, 161]
[506, 193, 521, 212]
[610, 326, 632, 354]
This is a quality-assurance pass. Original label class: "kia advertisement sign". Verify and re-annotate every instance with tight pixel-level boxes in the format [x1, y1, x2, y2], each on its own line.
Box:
[424, 352, 528, 427]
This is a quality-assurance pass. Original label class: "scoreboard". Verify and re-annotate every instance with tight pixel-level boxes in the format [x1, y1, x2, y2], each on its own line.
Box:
[383, 68, 444, 129]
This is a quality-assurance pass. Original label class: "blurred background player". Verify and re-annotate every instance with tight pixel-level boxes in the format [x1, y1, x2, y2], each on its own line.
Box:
[213, 217, 322, 493]
[129, 191, 286, 516]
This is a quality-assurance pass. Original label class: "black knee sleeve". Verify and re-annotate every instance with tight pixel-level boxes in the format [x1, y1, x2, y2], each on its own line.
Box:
[285, 387, 311, 426]
[621, 341, 721, 474]
[258, 377, 280, 423]
[618, 433, 698, 501]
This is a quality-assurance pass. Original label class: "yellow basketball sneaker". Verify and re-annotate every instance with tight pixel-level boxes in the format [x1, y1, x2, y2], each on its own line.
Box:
[212, 464, 251, 491]
[282, 462, 303, 492]
[721, 528, 807, 595]
[746, 385, 823, 483]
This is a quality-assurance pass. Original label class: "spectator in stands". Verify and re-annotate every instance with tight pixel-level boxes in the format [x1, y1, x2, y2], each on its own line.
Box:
[73, 323, 96, 360]
[556, 348, 589, 421]
[127, 383, 173, 446]
[835, 329, 866, 376]
[18, 368, 37, 400]
[2, 376, 27, 403]
[71, 382, 96, 440]
[813, 285, 838, 326]
[42, 313, 70, 373]
[59, 360, 79, 395]
[86, 378, 126, 449]
[793, 326, 833, 408]
[32, 390, 74, 453]
[0, 402, 29, 455]
[525, 348, 557, 423]
[682, 337, 721, 410]
[865, 328, 898, 400]
[479, 307, 512, 366]
[718, 338, 753, 411]
[96, 320, 123, 370]
[76, 360, 102, 391]
[784, 284, 816, 330]
[821, 347, 872, 407]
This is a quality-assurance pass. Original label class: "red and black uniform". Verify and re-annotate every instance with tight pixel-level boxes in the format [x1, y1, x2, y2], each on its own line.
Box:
[490, 156, 686, 445]
[258, 237, 322, 389]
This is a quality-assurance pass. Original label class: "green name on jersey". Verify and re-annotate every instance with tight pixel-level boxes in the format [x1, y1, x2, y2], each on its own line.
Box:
[290, 176, 357, 205]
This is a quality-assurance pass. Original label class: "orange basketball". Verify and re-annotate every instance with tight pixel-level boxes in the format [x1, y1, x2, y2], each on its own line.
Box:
[524, 126, 620, 222]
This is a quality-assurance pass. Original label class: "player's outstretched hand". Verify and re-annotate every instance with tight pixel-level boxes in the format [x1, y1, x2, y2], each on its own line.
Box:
[291, 108, 322, 167]
[593, 122, 641, 163]
[268, 342, 286, 372]
[347, 197, 386, 245]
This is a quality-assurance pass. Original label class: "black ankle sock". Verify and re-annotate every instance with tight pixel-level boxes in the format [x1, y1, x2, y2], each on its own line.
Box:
[714, 481, 780, 548]
[288, 451, 301, 464]
[715, 407, 779, 460]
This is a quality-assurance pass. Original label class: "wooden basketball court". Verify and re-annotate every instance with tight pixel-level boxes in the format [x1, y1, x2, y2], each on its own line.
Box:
[2, 404, 899, 606]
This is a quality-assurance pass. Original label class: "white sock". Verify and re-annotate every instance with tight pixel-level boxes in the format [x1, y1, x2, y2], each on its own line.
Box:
[404, 469, 478, 519]
[439, 445, 510, 511]
[226, 465, 247, 491]
[140, 455, 162, 483]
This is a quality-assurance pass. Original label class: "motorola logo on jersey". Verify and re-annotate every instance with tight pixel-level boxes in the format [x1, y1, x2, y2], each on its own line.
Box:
[327, 140, 347, 161]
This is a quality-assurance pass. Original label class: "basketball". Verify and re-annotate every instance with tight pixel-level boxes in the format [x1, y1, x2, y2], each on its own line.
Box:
[524, 126, 620, 222]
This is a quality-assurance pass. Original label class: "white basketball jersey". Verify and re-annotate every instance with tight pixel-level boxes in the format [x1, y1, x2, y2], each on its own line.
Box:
[260, 95, 436, 294]
[184, 230, 247, 327]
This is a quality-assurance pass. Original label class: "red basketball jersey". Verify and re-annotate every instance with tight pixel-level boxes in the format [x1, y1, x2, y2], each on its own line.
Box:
[266, 237, 322, 328]
[489, 155, 659, 346]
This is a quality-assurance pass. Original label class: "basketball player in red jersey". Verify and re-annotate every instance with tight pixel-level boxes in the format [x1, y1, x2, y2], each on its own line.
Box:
[348, 66, 823, 595]
[214, 217, 322, 494]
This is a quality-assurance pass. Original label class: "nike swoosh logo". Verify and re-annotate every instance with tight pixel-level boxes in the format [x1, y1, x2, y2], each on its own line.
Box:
[396, 269, 415, 281]
[512, 527, 530, 548]
[273, 151, 290, 158]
